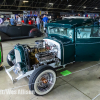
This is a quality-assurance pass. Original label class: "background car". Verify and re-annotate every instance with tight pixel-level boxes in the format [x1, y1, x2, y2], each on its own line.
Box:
[0, 24, 43, 41]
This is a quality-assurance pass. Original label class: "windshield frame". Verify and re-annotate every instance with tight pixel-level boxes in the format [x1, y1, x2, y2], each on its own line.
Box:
[47, 26, 74, 40]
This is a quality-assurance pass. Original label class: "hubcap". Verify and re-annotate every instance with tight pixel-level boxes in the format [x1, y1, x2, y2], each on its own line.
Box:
[41, 77, 48, 84]
[36, 72, 54, 92]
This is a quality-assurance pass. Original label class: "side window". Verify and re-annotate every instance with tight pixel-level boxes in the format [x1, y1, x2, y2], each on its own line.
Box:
[77, 28, 91, 38]
[91, 27, 100, 37]
[77, 27, 100, 39]
[48, 26, 73, 39]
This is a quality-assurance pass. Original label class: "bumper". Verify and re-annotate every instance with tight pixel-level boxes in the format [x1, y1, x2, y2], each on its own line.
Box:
[4, 66, 34, 83]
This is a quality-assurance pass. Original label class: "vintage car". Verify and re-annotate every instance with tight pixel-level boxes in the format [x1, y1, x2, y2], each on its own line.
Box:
[5, 18, 100, 96]
[0, 24, 43, 41]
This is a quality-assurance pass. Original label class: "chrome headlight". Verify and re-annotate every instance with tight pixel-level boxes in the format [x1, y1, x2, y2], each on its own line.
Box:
[13, 63, 21, 74]
[16, 63, 21, 72]
[8, 54, 12, 61]
[13, 62, 27, 74]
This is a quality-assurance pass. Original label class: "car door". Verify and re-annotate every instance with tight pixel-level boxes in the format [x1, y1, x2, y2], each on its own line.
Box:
[21, 25, 36, 36]
[7, 26, 21, 37]
[75, 26, 100, 61]
[63, 40, 75, 64]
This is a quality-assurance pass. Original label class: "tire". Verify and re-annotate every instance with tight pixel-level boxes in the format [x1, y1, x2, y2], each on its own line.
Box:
[0, 66, 3, 71]
[7, 49, 14, 66]
[29, 65, 56, 96]
[29, 32, 34, 38]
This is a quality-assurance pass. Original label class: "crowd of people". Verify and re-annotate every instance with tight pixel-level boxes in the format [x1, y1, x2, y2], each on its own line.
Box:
[0, 15, 23, 26]
[0, 13, 97, 32]
[23, 14, 49, 31]
[9, 14, 49, 32]
[0, 14, 49, 32]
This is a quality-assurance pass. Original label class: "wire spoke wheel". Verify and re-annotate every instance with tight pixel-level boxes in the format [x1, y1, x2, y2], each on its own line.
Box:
[34, 69, 56, 95]
[29, 66, 56, 96]
[36, 72, 54, 92]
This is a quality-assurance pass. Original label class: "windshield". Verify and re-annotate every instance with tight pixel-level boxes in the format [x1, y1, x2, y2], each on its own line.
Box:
[48, 26, 73, 39]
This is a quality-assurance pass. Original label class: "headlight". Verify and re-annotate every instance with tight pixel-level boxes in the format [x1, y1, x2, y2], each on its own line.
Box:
[7, 54, 15, 61]
[16, 63, 21, 72]
[8, 54, 12, 61]
[13, 62, 27, 74]
[13, 63, 21, 74]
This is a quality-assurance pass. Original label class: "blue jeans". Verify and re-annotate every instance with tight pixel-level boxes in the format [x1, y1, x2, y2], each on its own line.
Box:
[37, 24, 40, 30]
[43, 22, 47, 28]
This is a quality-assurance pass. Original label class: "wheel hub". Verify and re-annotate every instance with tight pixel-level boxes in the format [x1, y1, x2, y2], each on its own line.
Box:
[41, 77, 48, 84]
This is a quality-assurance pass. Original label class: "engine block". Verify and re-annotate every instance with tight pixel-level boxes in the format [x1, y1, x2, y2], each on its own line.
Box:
[35, 51, 55, 63]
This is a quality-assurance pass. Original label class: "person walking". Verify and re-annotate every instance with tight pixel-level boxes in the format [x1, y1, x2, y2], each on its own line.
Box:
[10, 17, 15, 25]
[32, 16, 35, 24]
[24, 16, 28, 24]
[28, 16, 32, 21]
[42, 15, 48, 31]
[17, 15, 22, 26]
[36, 16, 40, 30]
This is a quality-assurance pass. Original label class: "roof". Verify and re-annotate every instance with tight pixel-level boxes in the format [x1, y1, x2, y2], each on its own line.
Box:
[0, 0, 100, 13]
[46, 18, 94, 28]
[63, 17, 90, 19]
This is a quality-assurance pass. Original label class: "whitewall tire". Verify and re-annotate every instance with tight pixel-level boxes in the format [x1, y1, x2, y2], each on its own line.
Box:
[29, 65, 56, 96]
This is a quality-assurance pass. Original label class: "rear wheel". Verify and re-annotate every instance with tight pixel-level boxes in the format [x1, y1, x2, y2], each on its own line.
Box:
[29, 32, 35, 38]
[29, 65, 56, 96]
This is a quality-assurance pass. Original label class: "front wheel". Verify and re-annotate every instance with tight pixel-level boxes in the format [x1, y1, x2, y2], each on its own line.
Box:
[0, 65, 3, 71]
[29, 65, 56, 96]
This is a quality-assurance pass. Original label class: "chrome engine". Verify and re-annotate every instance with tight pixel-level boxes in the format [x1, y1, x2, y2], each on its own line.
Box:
[35, 51, 55, 64]
[5, 39, 61, 83]
[34, 40, 59, 64]
[7, 39, 60, 75]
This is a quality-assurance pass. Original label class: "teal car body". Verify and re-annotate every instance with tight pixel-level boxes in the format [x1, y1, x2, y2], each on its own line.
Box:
[6, 18, 100, 95]
[45, 18, 100, 65]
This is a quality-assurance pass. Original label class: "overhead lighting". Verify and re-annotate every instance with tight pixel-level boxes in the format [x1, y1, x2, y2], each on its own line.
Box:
[23, 1, 29, 3]
[49, 3, 53, 5]
[95, 7, 98, 9]
[83, 6, 86, 8]
[68, 5, 72, 7]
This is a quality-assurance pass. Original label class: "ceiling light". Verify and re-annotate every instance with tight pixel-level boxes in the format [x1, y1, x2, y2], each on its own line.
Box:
[68, 5, 72, 7]
[49, 3, 53, 5]
[23, 1, 29, 3]
[83, 6, 86, 8]
[95, 7, 98, 9]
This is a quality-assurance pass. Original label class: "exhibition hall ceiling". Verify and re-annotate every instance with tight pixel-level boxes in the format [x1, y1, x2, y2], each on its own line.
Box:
[0, 0, 100, 12]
